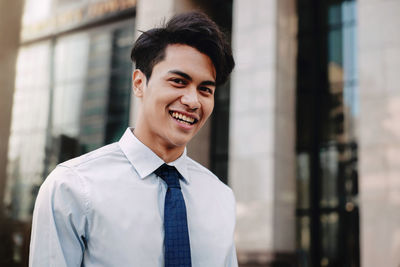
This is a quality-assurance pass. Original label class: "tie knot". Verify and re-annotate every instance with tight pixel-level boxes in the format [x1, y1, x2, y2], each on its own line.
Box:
[154, 164, 182, 189]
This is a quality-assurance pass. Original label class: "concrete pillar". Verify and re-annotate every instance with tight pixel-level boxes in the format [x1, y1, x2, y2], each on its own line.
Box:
[230, 0, 297, 265]
[130, 0, 213, 167]
[0, 0, 24, 215]
[358, 1, 400, 267]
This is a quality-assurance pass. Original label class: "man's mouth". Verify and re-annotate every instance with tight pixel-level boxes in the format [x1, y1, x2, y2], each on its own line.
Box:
[169, 111, 198, 125]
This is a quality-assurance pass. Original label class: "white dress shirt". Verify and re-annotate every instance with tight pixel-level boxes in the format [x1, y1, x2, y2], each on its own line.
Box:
[29, 128, 237, 267]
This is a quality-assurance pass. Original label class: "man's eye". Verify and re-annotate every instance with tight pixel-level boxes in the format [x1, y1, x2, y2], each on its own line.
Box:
[199, 87, 213, 94]
[171, 78, 186, 85]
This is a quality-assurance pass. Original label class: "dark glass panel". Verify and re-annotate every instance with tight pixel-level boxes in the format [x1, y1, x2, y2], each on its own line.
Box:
[296, 0, 359, 266]
[105, 26, 134, 144]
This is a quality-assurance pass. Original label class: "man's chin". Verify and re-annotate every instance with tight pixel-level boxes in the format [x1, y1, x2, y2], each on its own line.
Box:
[170, 139, 191, 148]
[167, 133, 194, 148]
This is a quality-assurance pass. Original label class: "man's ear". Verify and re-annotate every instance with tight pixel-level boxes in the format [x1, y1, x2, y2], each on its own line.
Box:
[132, 69, 146, 97]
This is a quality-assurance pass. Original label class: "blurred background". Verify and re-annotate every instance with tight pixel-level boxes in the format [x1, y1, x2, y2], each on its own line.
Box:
[0, 0, 399, 266]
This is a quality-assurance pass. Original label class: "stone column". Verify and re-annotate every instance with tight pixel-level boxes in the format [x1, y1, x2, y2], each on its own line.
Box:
[229, 0, 297, 265]
[358, 1, 400, 266]
[0, 0, 24, 214]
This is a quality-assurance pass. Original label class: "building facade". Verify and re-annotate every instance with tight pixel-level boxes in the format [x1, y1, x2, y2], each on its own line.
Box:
[3, 0, 136, 265]
[1, 0, 400, 266]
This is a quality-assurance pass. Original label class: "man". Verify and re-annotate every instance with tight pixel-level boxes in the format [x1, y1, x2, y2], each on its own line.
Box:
[29, 11, 236, 267]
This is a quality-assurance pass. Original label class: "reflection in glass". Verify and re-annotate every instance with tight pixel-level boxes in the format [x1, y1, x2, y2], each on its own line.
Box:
[105, 27, 133, 144]
[53, 33, 90, 137]
[5, 41, 51, 222]
[297, 152, 310, 209]
[296, 0, 359, 266]
[297, 216, 311, 266]
[3, 41, 51, 266]
[22, 0, 52, 25]
[3, 22, 134, 266]
[80, 31, 113, 152]
[320, 213, 339, 265]
[319, 144, 339, 208]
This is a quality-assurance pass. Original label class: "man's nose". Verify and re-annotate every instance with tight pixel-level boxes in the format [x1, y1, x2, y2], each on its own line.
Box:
[181, 87, 200, 110]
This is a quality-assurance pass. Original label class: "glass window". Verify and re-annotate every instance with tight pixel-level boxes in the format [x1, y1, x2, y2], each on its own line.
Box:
[5, 41, 51, 221]
[3, 40, 51, 266]
[105, 26, 134, 144]
[296, 1, 359, 266]
[3, 20, 134, 266]
[22, 0, 53, 25]
[53, 32, 90, 137]
[210, 81, 231, 184]
[79, 31, 113, 152]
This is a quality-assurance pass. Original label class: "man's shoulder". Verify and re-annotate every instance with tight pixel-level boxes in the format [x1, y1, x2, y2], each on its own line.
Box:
[40, 142, 124, 191]
[59, 142, 122, 169]
[43, 142, 124, 184]
[186, 156, 233, 194]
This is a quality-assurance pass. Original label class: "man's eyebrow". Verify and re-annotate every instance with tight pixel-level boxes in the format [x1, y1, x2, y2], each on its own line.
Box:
[168, 70, 216, 86]
[168, 70, 192, 81]
[200, 80, 216, 87]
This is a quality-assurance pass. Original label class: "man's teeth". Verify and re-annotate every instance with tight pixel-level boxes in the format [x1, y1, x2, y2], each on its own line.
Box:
[172, 112, 195, 124]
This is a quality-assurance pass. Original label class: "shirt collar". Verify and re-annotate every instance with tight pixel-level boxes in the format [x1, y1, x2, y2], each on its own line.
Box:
[118, 128, 190, 183]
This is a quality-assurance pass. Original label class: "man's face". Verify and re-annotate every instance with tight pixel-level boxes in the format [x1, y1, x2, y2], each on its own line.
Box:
[133, 44, 216, 154]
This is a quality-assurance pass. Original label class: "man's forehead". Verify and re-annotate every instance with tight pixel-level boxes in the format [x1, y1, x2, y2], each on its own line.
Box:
[163, 44, 206, 59]
[156, 44, 216, 81]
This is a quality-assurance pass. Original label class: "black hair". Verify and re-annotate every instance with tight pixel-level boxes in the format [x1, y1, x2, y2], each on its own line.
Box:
[130, 11, 235, 86]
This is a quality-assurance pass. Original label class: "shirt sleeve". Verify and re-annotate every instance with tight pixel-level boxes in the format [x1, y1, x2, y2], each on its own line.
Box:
[225, 241, 238, 267]
[225, 188, 238, 267]
[29, 166, 89, 267]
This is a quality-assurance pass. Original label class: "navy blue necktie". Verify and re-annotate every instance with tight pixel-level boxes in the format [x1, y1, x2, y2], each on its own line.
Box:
[155, 164, 192, 267]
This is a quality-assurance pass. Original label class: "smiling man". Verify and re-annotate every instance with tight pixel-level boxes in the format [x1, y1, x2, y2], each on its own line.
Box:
[132, 44, 217, 162]
[29, 11, 236, 267]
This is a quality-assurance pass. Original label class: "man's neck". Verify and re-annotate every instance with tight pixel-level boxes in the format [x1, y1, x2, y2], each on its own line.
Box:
[131, 129, 185, 163]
